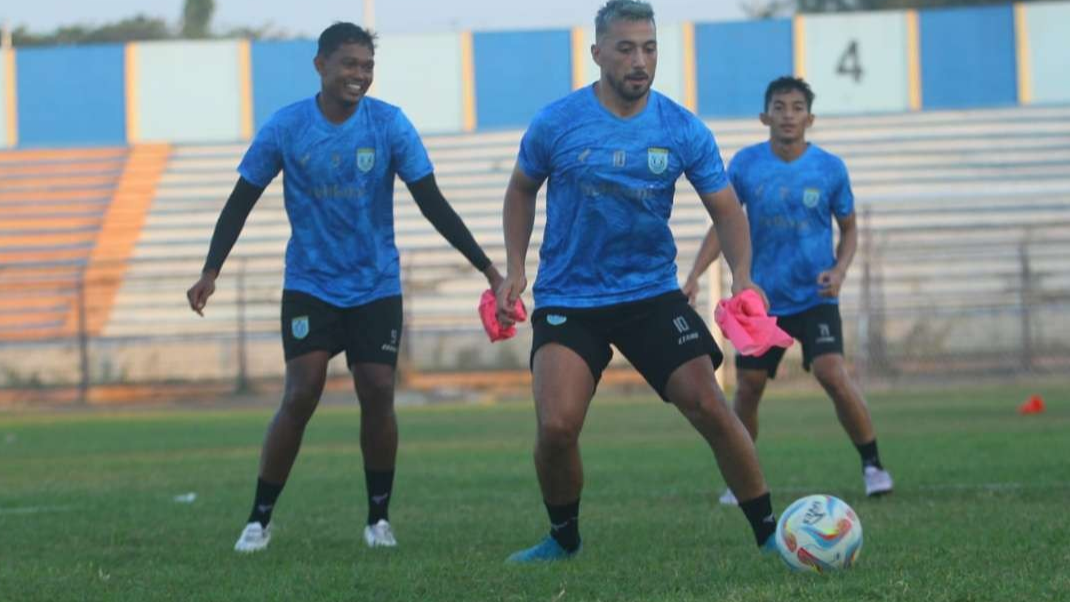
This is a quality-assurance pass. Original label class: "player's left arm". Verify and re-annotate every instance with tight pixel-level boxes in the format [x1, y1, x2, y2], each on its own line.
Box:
[407, 174, 503, 291]
[699, 185, 768, 308]
[818, 211, 858, 298]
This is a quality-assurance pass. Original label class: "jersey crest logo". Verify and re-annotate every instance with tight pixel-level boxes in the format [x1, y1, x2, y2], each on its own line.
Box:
[547, 314, 567, 326]
[291, 316, 310, 340]
[648, 148, 669, 175]
[357, 148, 375, 173]
[802, 187, 821, 208]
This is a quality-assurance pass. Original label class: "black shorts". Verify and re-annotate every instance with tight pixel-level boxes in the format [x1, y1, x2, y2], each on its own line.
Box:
[735, 302, 844, 378]
[530, 290, 723, 401]
[280, 290, 402, 367]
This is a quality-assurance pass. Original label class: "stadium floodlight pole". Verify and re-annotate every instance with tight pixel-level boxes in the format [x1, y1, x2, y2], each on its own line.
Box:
[363, 0, 376, 30]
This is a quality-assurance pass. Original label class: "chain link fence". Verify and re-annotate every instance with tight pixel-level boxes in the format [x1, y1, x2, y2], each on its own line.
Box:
[2, 200, 1069, 403]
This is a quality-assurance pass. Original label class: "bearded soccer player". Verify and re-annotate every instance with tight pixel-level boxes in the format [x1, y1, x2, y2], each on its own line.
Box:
[495, 0, 778, 562]
[186, 22, 502, 552]
[683, 76, 894, 505]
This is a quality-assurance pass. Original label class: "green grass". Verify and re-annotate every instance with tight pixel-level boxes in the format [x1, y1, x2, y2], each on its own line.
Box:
[2, 383, 1069, 601]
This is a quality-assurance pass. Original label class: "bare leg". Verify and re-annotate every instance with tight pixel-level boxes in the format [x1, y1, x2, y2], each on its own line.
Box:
[733, 368, 770, 441]
[664, 356, 769, 502]
[351, 362, 398, 470]
[811, 354, 875, 445]
[531, 344, 596, 505]
[258, 351, 331, 483]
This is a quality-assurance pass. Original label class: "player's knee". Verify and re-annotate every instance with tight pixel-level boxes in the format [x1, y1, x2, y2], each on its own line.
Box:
[358, 376, 395, 404]
[280, 387, 320, 423]
[736, 371, 767, 401]
[675, 392, 730, 427]
[813, 358, 848, 391]
[537, 416, 582, 451]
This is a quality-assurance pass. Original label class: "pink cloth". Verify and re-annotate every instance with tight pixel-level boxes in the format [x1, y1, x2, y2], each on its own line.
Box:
[479, 289, 527, 342]
[714, 290, 794, 357]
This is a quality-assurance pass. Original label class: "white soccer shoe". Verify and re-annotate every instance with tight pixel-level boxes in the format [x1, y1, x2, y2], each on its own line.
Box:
[718, 488, 738, 506]
[864, 466, 894, 497]
[234, 521, 271, 553]
[363, 519, 398, 548]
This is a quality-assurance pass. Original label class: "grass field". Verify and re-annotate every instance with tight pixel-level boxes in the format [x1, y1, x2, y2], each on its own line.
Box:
[2, 382, 1068, 602]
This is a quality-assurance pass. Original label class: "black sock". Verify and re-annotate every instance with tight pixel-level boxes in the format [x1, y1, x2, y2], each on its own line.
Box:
[855, 439, 884, 471]
[738, 492, 777, 548]
[365, 468, 395, 525]
[247, 478, 284, 528]
[545, 499, 581, 553]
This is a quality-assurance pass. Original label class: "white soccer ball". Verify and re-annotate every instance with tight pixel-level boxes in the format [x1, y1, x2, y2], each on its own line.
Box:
[775, 494, 863, 573]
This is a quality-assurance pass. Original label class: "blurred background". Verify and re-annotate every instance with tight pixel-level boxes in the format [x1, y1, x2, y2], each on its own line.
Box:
[1, 0, 1068, 404]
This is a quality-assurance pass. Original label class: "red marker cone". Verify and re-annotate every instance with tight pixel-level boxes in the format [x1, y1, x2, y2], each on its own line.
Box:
[1018, 394, 1046, 415]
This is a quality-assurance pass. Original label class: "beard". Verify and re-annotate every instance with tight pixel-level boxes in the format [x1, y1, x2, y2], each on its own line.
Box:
[607, 72, 652, 102]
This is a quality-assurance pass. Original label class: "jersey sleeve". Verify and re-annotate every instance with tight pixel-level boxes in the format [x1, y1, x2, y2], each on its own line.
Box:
[516, 111, 553, 182]
[830, 157, 855, 218]
[683, 116, 729, 195]
[237, 117, 283, 188]
[389, 109, 434, 184]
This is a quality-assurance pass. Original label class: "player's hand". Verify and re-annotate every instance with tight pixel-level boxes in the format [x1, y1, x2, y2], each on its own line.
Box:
[817, 268, 844, 298]
[731, 277, 769, 311]
[496, 272, 527, 328]
[483, 264, 504, 295]
[682, 275, 700, 307]
[186, 271, 218, 316]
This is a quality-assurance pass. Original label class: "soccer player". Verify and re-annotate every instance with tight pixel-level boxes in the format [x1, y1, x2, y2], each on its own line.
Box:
[185, 22, 503, 553]
[495, 0, 777, 562]
[682, 76, 894, 505]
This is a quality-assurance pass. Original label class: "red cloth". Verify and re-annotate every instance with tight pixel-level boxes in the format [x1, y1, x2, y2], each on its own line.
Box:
[714, 289, 794, 357]
[479, 289, 527, 342]
[1018, 394, 1046, 415]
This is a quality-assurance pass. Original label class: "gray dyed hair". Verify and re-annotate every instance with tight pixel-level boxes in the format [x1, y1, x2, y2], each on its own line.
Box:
[595, 0, 656, 40]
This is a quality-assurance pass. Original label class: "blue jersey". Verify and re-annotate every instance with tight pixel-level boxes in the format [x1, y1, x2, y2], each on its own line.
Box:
[238, 96, 433, 307]
[729, 142, 854, 316]
[518, 86, 729, 309]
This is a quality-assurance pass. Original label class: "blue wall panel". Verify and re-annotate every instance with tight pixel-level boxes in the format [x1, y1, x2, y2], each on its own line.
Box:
[473, 30, 572, 129]
[920, 5, 1017, 109]
[696, 20, 793, 117]
[16, 45, 125, 146]
[251, 40, 320, 130]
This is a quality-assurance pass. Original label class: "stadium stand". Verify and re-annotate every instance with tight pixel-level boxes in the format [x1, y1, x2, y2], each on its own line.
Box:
[108, 104, 1070, 331]
[1, 104, 1069, 387]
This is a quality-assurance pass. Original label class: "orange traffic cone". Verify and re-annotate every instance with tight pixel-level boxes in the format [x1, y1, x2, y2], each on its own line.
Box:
[1018, 394, 1046, 415]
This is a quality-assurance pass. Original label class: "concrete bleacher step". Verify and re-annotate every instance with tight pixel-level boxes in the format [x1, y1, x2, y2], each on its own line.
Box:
[92, 103, 1070, 340]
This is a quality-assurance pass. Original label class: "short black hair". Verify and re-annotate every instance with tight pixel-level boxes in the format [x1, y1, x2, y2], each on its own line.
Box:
[764, 76, 815, 112]
[595, 0, 656, 41]
[317, 22, 377, 57]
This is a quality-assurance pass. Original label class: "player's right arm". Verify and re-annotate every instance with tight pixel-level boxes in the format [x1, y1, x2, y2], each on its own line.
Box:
[188, 115, 282, 316]
[497, 164, 543, 327]
[186, 178, 266, 316]
[682, 226, 723, 306]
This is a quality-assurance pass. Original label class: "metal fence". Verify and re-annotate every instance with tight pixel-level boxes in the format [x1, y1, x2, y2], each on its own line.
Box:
[2, 202, 1069, 403]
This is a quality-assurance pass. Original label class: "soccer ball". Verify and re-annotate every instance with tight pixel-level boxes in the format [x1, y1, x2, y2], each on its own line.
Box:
[775, 494, 863, 573]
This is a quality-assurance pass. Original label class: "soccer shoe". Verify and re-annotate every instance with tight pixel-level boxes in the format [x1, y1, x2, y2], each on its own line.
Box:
[363, 519, 398, 548]
[234, 521, 271, 553]
[718, 488, 738, 506]
[863, 466, 894, 497]
[760, 534, 778, 556]
[506, 536, 580, 563]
